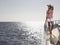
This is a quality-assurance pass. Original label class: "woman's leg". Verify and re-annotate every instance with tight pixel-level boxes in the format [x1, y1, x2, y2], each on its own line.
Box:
[51, 21, 54, 30]
[48, 22, 52, 34]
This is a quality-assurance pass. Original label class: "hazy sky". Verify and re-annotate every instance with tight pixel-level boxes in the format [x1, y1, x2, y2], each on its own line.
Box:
[0, 0, 60, 22]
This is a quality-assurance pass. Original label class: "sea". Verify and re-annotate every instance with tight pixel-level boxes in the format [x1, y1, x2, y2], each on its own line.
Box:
[0, 22, 46, 45]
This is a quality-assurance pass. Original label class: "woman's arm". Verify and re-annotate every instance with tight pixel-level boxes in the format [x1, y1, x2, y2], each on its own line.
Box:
[46, 11, 48, 20]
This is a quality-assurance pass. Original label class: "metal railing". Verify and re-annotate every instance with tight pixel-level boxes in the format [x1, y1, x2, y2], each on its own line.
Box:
[54, 20, 60, 24]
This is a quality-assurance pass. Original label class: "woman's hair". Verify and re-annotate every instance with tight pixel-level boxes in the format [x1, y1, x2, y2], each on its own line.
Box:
[47, 5, 54, 10]
[51, 6, 54, 10]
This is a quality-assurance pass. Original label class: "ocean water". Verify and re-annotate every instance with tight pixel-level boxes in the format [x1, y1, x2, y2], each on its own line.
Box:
[0, 22, 45, 45]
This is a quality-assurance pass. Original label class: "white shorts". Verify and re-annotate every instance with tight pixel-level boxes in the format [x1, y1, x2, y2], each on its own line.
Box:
[47, 18, 53, 22]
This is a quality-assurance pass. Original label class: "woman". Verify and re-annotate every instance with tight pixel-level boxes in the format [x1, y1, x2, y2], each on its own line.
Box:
[46, 4, 54, 34]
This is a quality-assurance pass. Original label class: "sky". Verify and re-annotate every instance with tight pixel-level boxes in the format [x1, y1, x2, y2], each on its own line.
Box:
[0, 0, 60, 22]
